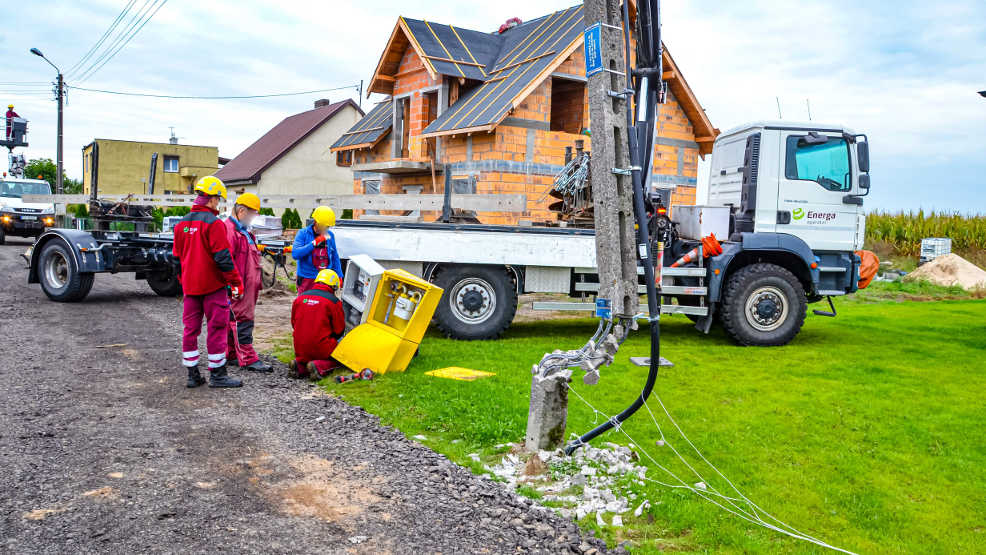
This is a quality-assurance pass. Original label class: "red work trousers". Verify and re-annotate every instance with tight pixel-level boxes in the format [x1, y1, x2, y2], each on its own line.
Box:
[182, 288, 230, 369]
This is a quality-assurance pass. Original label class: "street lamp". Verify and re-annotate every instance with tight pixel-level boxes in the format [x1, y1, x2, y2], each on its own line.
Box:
[30, 47, 64, 196]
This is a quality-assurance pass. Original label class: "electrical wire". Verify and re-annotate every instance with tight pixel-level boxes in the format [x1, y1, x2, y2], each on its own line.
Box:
[66, 0, 138, 79]
[65, 84, 360, 100]
[72, 0, 157, 82]
[563, 382, 857, 554]
[75, 0, 169, 83]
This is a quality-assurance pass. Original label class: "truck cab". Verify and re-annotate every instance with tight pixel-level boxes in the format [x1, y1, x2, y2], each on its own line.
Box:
[667, 121, 872, 345]
[0, 178, 56, 244]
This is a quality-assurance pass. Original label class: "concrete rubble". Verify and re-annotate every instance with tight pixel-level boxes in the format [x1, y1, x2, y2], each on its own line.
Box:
[483, 441, 654, 528]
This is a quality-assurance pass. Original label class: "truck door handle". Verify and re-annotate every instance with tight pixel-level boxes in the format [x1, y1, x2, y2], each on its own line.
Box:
[776, 211, 791, 224]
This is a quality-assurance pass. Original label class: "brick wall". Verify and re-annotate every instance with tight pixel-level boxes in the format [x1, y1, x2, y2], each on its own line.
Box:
[351, 44, 700, 224]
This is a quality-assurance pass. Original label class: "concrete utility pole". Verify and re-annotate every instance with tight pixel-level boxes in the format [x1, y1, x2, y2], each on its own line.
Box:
[584, 0, 639, 319]
[30, 48, 64, 195]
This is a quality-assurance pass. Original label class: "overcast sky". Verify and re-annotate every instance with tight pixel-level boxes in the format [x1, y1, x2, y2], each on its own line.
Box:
[2, 0, 984, 213]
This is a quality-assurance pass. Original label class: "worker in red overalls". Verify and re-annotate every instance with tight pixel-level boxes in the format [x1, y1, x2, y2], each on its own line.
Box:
[5, 104, 19, 140]
[288, 269, 345, 381]
[224, 192, 272, 373]
[173, 176, 244, 388]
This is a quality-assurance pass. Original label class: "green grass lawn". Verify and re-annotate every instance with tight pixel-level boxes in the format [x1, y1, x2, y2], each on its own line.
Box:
[276, 285, 986, 553]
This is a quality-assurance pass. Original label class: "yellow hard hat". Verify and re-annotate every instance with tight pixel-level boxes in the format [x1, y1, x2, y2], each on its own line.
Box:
[312, 205, 336, 227]
[7, 104, 12, 109]
[193, 176, 227, 199]
[235, 192, 261, 211]
[314, 269, 341, 288]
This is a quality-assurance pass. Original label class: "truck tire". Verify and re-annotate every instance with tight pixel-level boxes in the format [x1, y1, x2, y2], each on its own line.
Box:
[720, 263, 806, 346]
[0, 227, 6, 245]
[146, 270, 182, 297]
[38, 240, 94, 302]
[432, 265, 517, 340]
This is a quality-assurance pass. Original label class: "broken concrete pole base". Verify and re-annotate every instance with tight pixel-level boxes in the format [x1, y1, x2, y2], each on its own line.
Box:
[525, 370, 572, 452]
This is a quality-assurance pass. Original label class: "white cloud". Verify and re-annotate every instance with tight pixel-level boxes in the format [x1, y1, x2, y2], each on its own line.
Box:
[3, 0, 984, 212]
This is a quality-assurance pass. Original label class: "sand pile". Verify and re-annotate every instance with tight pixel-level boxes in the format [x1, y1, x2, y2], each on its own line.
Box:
[905, 253, 986, 290]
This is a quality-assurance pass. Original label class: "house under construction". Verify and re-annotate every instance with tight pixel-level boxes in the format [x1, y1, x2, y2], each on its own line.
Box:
[331, 4, 718, 224]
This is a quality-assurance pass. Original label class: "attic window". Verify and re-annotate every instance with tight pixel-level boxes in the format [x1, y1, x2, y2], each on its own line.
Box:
[549, 77, 586, 134]
[336, 150, 353, 167]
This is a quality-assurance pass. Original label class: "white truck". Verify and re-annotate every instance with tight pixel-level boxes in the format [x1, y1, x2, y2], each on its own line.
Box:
[332, 120, 870, 346]
[0, 177, 57, 244]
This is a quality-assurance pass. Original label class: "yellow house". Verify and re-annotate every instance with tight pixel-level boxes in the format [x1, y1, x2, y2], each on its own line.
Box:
[82, 139, 222, 196]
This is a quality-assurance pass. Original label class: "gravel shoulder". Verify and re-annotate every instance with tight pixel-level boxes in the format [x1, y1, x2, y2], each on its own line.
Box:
[0, 240, 608, 554]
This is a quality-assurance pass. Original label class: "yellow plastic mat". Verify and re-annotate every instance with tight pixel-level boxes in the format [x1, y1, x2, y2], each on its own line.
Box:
[425, 367, 496, 381]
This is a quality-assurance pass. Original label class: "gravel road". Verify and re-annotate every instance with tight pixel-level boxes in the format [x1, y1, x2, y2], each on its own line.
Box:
[0, 239, 610, 554]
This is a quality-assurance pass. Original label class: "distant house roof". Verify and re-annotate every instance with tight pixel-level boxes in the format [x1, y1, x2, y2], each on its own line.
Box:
[346, 4, 718, 155]
[330, 100, 393, 152]
[215, 99, 362, 185]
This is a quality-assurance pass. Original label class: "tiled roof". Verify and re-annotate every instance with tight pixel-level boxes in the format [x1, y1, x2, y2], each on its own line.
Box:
[216, 99, 361, 184]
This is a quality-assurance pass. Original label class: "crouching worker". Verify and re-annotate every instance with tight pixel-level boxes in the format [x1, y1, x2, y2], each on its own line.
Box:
[291, 206, 342, 295]
[289, 269, 345, 380]
[224, 192, 272, 373]
[173, 176, 244, 388]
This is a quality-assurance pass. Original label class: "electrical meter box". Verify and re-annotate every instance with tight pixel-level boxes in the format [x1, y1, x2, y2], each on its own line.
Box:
[332, 268, 444, 375]
[339, 254, 386, 330]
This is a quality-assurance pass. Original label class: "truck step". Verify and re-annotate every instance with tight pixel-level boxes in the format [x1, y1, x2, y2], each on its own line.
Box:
[817, 266, 847, 273]
[629, 356, 675, 368]
[816, 290, 846, 296]
[660, 304, 708, 316]
[659, 285, 708, 296]
[662, 267, 707, 277]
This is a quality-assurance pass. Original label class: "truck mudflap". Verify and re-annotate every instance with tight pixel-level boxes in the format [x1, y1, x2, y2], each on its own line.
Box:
[28, 229, 107, 284]
[705, 232, 820, 302]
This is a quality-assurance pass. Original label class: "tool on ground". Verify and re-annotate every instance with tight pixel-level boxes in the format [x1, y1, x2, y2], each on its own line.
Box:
[335, 368, 374, 383]
[670, 235, 723, 267]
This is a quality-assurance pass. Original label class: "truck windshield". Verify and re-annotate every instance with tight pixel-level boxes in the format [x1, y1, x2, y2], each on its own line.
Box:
[784, 137, 851, 192]
[0, 180, 52, 198]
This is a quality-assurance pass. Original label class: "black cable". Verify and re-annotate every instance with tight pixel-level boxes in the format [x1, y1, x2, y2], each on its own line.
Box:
[66, 0, 138, 79]
[66, 84, 360, 100]
[73, 0, 157, 82]
[565, 0, 664, 455]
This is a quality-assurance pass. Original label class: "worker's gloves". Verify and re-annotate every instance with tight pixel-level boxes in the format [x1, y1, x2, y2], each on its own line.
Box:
[230, 285, 243, 300]
[313, 235, 327, 247]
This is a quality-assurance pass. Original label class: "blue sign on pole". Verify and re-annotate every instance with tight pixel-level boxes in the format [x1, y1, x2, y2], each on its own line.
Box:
[584, 23, 603, 77]
[594, 297, 612, 319]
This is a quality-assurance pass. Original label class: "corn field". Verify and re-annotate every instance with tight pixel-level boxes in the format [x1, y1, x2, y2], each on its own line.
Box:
[866, 211, 986, 255]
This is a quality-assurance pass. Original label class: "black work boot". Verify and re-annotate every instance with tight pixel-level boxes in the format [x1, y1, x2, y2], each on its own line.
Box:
[209, 365, 243, 388]
[243, 360, 273, 373]
[186, 366, 206, 388]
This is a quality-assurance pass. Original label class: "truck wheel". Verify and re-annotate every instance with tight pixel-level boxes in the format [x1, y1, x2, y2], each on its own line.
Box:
[0, 227, 6, 245]
[147, 270, 182, 297]
[38, 240, 93, 302]
[720, 263, 806, 346]
[432, 265, 517, 340]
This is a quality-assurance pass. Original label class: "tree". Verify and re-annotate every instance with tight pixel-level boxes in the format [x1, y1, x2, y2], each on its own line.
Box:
[23, 158, 82, 194]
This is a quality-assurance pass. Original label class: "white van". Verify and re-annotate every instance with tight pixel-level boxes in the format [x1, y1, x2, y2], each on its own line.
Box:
[0, 178, 56, 244]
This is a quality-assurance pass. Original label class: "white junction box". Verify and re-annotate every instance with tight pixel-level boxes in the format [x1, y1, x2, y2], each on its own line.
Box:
[671, 205, 730, 241]
[340, 254, 386, 329]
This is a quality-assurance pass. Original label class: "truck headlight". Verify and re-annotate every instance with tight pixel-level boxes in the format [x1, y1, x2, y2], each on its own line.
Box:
[0, 206, 13, 213]
[42, 207, 55, 215]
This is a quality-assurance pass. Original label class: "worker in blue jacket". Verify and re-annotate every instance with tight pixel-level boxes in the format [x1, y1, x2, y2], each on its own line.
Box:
[292, 206, 343, 295]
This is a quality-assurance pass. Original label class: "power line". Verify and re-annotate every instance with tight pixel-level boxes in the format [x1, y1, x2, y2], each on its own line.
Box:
[73, 0, 157, 82]
[66, 84, 360, 100]
[66, 0, 138, 79]
[76, 0, 168, 83]
[0, 82, 50, 86]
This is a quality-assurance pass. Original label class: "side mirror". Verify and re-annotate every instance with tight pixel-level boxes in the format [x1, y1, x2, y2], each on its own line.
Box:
[856, 141, 869, 173]
[859, 174, 870, 190]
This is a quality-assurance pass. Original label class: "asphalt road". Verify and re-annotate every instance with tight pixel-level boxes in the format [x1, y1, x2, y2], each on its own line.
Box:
[0, 238, 608, 554]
